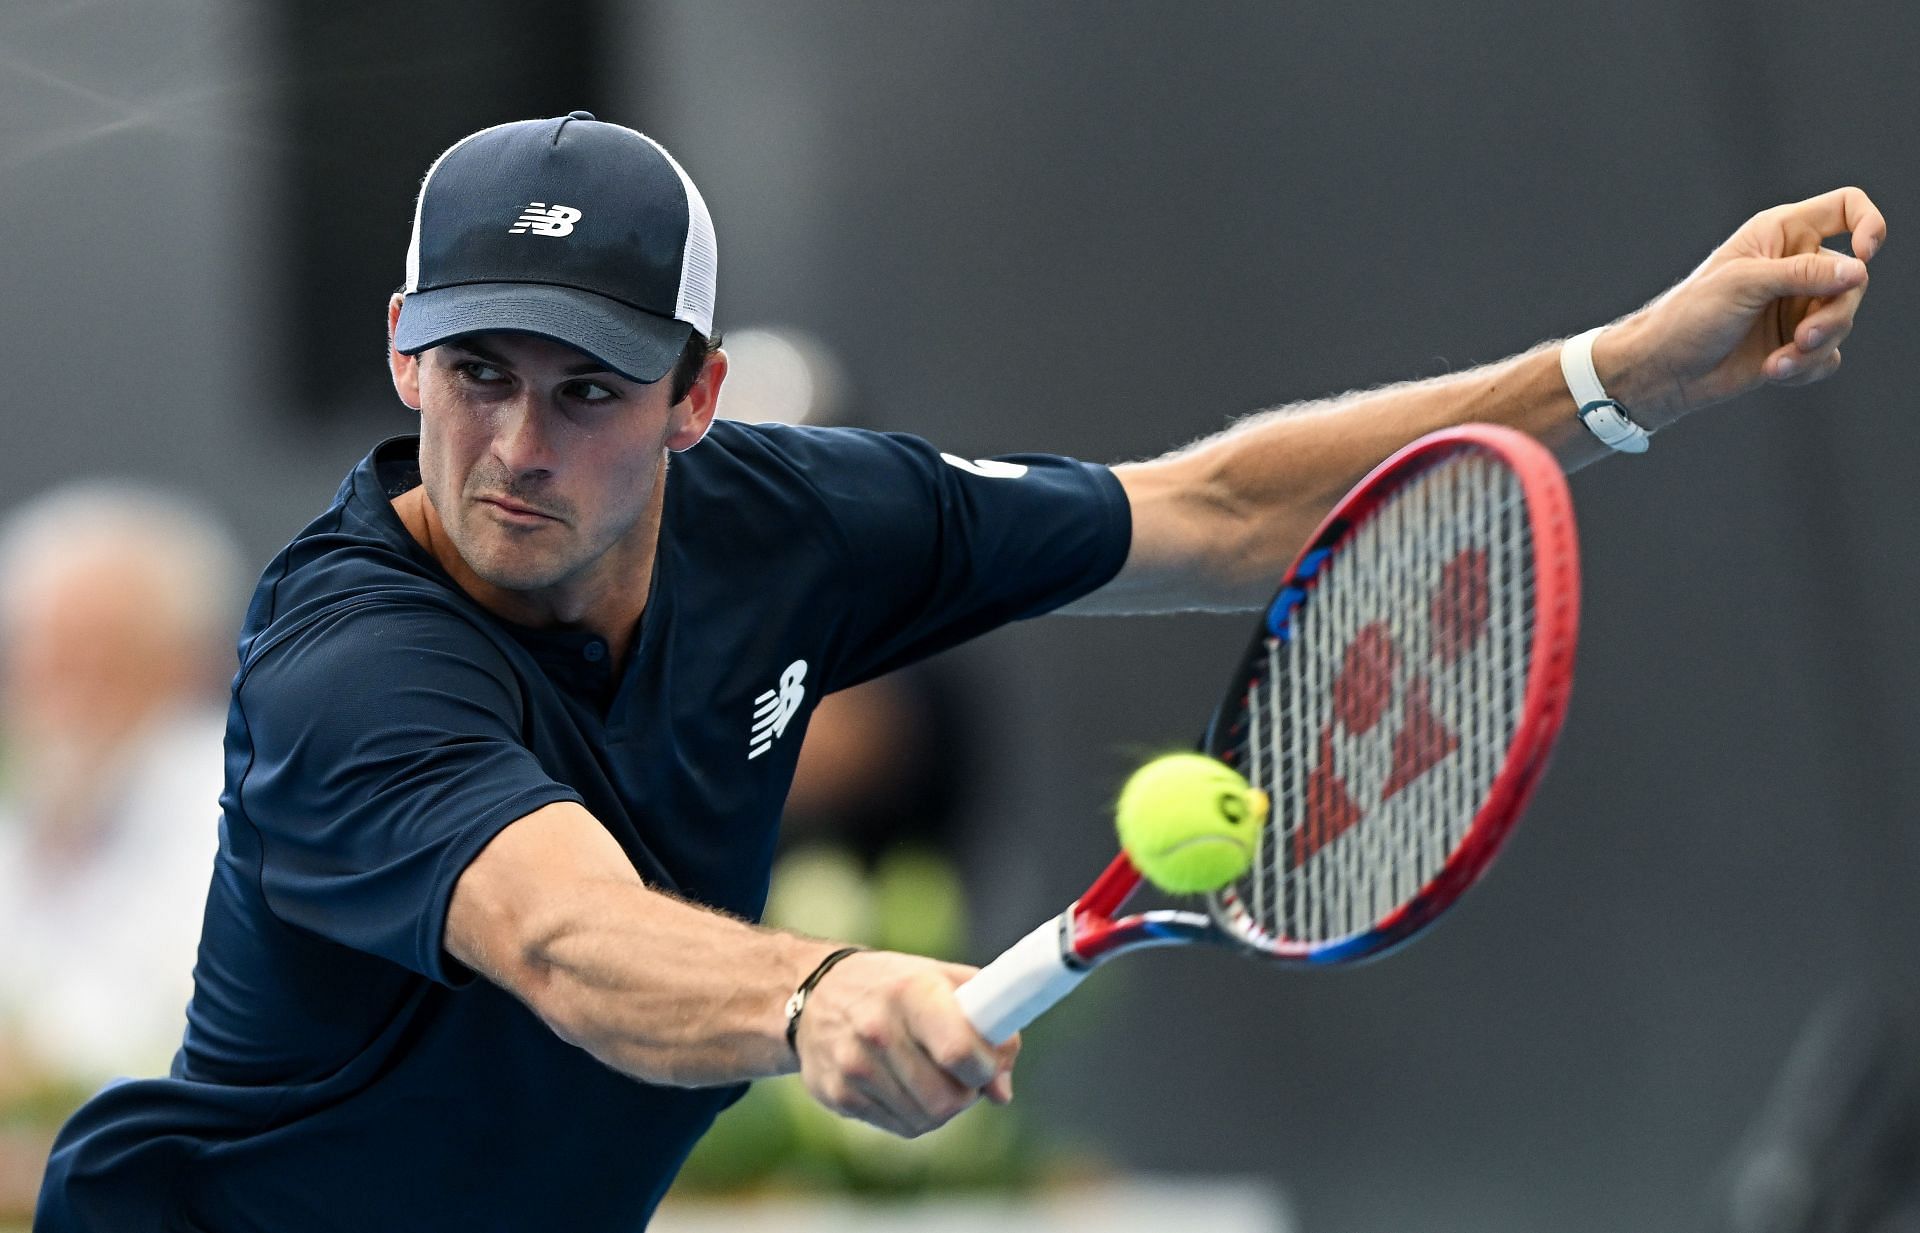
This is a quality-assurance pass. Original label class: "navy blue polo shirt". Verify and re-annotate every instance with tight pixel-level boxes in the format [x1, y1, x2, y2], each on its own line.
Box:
[36, 421, 1129, 1233]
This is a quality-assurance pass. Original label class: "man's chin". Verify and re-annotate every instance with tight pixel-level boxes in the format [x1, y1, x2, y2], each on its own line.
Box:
[469, 558, 575, 594]
[455, 536, 578, 595]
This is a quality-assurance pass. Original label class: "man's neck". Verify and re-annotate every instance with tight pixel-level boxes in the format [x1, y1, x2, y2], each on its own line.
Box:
[390, 481, 664, 667]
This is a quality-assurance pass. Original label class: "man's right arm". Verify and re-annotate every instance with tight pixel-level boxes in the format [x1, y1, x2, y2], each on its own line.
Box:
[444, 802, 1016, 1138]
[1064, 187, 1885, 616]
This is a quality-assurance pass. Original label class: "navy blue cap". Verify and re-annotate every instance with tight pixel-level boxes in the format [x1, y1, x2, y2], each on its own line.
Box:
[394, 112, 716, 383]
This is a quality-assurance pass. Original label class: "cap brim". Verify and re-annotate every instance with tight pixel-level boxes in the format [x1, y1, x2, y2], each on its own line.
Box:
[393, 283, 693, 384]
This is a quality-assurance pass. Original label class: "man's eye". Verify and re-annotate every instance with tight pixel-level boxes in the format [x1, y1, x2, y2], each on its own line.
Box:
[566, 381, 618, 403]
[458, 361, 506, 383]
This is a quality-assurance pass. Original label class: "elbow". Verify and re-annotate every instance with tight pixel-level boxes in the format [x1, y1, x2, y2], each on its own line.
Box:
[471, 897, 602, 1052]
[1190, 443, 1347, 586]
[507, 909, 708, 1088]
[525, 975, 627, 1069]
[1184, 452, 1288, 602]
[508, 909, 609, 1052]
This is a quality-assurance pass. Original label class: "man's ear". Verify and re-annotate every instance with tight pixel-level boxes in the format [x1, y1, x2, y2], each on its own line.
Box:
[666, 348, 727, 453]
[388, 294, 422, 411]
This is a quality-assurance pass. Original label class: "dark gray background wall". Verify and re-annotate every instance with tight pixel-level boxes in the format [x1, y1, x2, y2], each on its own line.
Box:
[635, 5, 1920, 1230]
[4, 3, 1917, 1231]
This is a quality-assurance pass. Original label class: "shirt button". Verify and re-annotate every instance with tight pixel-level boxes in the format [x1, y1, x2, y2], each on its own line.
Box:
[583, 641, 606, 663]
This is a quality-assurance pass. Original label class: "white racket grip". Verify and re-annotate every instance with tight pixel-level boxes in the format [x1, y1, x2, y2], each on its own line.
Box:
[954, 912, 1088, 1045]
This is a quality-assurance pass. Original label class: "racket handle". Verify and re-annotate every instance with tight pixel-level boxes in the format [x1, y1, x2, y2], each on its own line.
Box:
[954, 912, 1088, 1045]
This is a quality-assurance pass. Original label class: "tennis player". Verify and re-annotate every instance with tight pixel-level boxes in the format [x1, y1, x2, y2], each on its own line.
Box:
[35, 112, 1882, 1231]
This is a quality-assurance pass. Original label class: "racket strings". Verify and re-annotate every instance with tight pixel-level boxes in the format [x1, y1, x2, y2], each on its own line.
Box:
[1232, 453, 1536, 947]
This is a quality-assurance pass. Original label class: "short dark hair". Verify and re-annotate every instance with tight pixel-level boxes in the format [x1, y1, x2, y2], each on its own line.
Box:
[669, 330, 721, 405]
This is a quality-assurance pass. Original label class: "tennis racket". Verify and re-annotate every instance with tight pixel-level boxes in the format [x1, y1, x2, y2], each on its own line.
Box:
[954, 423, 1580, 1044]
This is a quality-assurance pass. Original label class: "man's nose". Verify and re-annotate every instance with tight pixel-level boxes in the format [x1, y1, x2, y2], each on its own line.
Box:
[492, 396, 559, 477]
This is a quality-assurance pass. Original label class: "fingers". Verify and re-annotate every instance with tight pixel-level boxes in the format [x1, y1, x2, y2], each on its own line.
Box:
[1832, 186, 1886, 260]
[1621, 187, 1880, 414]
[847, 1027, 977, 1136]
[984, 1054, 1017, 1105]
[865, 973, 1019, 1131]
[933, 960, 1021, 1102]
[803, 1011, 967, 1137]
[1772, 234, 1871, 380]
[1762, 185, 1888, 260]
[796, 955, 1019, 1139]
[1765, 344, 1842, 386]
[904, 980, 1001, 1088]
[1723, 250, 1868, 308]
[1791, 271, 1868, 354]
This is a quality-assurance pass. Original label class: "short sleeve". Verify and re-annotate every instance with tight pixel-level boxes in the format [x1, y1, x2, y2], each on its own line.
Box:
[772, 427, 1131, 687]
[230, 601, 583, 984]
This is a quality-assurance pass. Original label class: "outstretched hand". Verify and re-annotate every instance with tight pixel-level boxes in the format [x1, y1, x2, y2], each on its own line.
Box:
[1601, 186, 1886, 424]
[791, 949, 1019, 1139]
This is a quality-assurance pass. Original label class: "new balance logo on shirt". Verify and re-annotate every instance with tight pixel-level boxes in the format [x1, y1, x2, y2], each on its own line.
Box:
[940, 453, 1029, 479]
[509, 203, 582, 236]
[749, 660, 807, 760]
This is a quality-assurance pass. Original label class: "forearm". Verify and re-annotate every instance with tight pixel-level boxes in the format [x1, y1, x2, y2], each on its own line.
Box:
[1195, 337, 1603, 531]
[510, 879, 834, 1088]
[1095, 337, 1606, 611]
[447, 803, 1014, 1137]
[446, 803, 842, 1088]
[517, 881, 1017, 1135]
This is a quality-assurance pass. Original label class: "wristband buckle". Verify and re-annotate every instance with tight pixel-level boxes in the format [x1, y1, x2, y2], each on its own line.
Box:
[1576, 398, 1650, 454]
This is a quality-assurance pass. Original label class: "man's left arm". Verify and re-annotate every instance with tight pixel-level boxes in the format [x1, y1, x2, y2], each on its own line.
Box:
[1071, 186, 1886, 615]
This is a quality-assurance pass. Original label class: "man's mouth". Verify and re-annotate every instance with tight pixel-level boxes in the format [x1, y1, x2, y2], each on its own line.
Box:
[479, 496, 560, 523]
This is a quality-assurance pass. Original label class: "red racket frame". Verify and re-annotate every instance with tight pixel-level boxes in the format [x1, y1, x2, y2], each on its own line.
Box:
[1067, 423, 1580, 967]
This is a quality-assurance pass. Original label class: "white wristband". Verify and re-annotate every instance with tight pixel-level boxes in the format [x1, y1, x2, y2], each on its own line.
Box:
[1560, 326, 1649, 454]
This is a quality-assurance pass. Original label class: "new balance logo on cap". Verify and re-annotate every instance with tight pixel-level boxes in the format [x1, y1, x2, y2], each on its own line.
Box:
[509, 203, 582, 236]
[395, 113, 717, 384]
[749, 660, 807, 760]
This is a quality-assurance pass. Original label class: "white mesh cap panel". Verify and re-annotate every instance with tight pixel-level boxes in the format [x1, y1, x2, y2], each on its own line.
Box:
[654, 141, 717, 337]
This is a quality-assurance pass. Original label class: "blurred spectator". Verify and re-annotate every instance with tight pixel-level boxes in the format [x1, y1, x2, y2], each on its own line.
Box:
[0, 482, 240, 1211]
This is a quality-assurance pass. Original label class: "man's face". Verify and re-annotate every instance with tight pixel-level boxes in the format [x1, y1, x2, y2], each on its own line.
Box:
[388, 314, 716, 609]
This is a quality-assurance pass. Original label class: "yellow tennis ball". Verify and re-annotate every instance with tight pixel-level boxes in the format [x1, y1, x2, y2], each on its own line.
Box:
[1115, 754, 1267, 894]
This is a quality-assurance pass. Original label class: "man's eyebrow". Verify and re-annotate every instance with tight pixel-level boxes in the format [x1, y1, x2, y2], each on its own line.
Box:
[445, 339, 620, 378]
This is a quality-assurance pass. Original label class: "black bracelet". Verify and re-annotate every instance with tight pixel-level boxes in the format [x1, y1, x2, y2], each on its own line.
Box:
[784, 946, 866, 1057]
